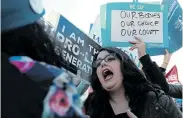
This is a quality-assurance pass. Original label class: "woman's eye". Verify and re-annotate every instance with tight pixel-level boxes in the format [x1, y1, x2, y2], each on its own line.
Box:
[106, 57, 115, 62]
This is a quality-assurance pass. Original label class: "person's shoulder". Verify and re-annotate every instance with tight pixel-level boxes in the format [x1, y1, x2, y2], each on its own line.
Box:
[2, 52, 24, 80]
[2, 52, 47, 98]
[2, 52, 46, 118]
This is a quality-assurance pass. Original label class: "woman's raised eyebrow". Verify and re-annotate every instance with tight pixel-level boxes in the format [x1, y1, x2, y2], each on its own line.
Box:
[96, 57, 102, 60]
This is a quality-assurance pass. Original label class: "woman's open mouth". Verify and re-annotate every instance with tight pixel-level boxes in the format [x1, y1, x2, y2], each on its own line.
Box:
[102, 69, 113, 81]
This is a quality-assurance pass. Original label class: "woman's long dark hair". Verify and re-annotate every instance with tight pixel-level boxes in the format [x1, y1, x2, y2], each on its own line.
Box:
[2, 21, 63, 67]
[84, 47, 159, 118]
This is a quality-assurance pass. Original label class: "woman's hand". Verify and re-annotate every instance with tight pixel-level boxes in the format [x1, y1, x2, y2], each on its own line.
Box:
[163, 49, 172, 65]
[129, 36, 146, 59]
[127, 110, 138, 118]
[161, 49, 172, 69]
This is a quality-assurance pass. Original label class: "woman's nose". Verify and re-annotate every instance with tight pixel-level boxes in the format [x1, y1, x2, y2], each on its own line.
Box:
[100, 60, 107, 68]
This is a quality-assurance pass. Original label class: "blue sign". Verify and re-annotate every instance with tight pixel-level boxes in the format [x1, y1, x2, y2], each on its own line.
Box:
[42, 15, 101, 81]
[162, 0, 183, 53]
[147, 0, 183, 56]
[101, 2, 169, 56]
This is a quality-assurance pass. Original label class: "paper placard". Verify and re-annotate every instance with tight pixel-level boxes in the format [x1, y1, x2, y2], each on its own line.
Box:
[111, 10, 163, 43]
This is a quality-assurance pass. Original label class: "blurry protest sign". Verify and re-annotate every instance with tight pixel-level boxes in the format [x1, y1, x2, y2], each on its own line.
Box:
[165, 65, 179, 84]
[101, 2, 168, 56]
[148, 0, 183, 56]
[89, 23, 93, 33]
[42, 11, 101, 81]
[89, 14, 140, 67]
[89, 15, 102, 45]
[161, 0, 183, 54]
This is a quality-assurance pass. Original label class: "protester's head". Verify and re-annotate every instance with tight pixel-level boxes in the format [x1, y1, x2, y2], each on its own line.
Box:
[91, 47, 148, 98]
[86, 47, 156, 117]
[2, 0, 62, 67]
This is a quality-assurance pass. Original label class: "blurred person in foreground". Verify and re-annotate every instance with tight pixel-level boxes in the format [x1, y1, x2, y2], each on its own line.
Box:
[2, 0, 86, 118]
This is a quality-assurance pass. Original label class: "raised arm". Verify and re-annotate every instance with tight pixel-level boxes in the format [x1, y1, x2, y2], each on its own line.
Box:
[129, 38, 182, 98]
[129, 37, 169, 93]
[160, 49, 172, 72]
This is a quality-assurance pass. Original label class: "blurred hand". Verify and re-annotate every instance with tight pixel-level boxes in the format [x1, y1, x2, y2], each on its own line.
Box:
[83, 115, 90, 118]
[66, 70, 82, 86]
[163, 49, 172, 64]
[129, 36, 146, 59]
[127, 110, 138, 118]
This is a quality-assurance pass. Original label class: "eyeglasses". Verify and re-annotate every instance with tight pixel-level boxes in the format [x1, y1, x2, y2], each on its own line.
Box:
[92, 53, 117, 68]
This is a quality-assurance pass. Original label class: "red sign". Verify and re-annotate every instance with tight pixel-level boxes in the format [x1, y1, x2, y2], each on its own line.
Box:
[165, 65, 179, 84]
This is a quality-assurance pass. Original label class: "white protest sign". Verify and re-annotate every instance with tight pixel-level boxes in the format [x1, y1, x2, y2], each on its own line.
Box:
[111, 10, 163, 43]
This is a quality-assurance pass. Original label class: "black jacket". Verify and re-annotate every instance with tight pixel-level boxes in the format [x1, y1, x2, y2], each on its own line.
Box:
[139, 54, 182, 118]
[141, 89, 182, 118]
[168, 84, 182, 98]
[2, 52, 47, 118]
[140, 55, 182, 99]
